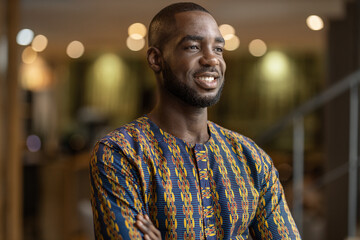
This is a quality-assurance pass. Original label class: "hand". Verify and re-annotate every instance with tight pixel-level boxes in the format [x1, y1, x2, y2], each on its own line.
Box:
[135, 214, 162, 240]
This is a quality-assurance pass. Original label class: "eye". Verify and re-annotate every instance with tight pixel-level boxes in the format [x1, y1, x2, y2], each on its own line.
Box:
[185, 45, 199, 50]
[214, 47, 223, 53]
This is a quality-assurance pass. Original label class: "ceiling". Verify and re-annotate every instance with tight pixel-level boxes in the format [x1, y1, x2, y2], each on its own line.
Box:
[2, 0, 349, 59]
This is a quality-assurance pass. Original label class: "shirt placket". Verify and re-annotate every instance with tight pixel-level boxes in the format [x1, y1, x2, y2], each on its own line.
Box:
[194, 144, 216, 239]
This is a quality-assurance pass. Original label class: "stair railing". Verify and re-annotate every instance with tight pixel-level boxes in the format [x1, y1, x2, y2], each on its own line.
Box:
[257, 69, 360, 237]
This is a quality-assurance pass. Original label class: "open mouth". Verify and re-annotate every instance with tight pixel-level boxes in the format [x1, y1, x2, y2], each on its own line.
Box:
[194, 74, 219, 90]
[198, 76, 215, 82]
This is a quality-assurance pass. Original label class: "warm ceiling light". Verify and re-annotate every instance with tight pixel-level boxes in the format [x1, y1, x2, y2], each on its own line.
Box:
[31, 34, 48, 52]
[261, 51, 290, 82]
[20, 56, 52, 91]
[128, 23, 147, 40]
[224, 35, 240, 51]
[219, 24, 235, 40]
[66, 40, 85, 59]
[22, 46, 37, 64]
[306, 15, 324, 31]
[16, 28, 34, 46]
[126, 36, 145, 51]
[249, 39, 267, 57]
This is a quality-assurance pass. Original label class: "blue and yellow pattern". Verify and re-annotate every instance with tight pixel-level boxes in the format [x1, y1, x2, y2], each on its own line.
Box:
[90, 116, 301, 239]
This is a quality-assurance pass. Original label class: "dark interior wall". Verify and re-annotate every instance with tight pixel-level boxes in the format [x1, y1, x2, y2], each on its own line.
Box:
[325, 2, 359, 239]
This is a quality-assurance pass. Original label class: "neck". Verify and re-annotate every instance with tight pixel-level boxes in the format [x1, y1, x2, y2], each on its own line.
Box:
[148, 93, 210, 145]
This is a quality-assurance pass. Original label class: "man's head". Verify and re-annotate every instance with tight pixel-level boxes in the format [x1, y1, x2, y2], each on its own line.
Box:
[147, 2, 226, 108]
[148, 2, 210, 50]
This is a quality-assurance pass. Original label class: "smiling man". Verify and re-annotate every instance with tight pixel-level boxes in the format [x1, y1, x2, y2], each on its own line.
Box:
[90, 2, 301, 240]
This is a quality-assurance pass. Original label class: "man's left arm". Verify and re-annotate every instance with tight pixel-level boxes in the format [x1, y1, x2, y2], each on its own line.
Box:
[250, 152, 302, 240]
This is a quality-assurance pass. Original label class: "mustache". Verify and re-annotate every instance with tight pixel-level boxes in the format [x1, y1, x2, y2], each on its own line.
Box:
[193, 67, 220, 76]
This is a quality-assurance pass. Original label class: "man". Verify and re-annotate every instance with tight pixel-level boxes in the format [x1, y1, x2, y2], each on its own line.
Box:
[90, 2, 301, 240]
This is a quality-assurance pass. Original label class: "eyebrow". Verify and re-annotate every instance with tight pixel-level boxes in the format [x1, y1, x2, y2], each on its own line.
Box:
[178, 35, 225, 45]
[215, 36, 225, 43]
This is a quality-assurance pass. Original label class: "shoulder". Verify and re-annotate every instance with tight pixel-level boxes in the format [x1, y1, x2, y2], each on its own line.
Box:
[209, 121, 273, 172]
[90, 116, 152, 169]
[97, 116, 150, 150]
[208, 121, 263, 153]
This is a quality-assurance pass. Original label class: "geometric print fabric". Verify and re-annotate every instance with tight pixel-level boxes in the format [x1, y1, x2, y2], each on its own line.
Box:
[90, 116, 301, 239]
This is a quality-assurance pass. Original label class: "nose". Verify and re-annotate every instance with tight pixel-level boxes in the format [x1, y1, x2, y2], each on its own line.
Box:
[199, 49, 220, 66]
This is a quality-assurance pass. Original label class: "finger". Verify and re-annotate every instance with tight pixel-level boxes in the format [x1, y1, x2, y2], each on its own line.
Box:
[135, 215, 160, 240]
[144, 234, 151, 240]
[138, 216, 157, 239]
[135, 220, 145, 232]
[144, 215, 161, 239]
[135, 215, 148, 233]
[136, 215, 154, 236]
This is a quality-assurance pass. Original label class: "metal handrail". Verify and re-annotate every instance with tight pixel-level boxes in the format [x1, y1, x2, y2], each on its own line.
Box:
[257, 69, 360, 144]
[256, 69, 360, 237]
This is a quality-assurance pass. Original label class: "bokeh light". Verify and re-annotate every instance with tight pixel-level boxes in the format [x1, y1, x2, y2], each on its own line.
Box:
[306, 15, 324, 31]
[22, 46, 38, 64]
[93, 53, 125, 87]
[249, 39, 267, 57]
[66, 40, 85, 59]
[128, 23, 147, 40]
[31, 34, 48, 52]
[260, 51, 290, 82]
[126, 36, 145, 51]
[20, 56, 52, 91]
[219, 24, 235, 40]
[224, 35, 240, 51]
[26, 134, 41, 152]
[16, 28, 34, 46]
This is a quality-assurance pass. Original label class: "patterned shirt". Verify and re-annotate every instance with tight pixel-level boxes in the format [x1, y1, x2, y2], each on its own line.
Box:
[90, 116, 301, 240]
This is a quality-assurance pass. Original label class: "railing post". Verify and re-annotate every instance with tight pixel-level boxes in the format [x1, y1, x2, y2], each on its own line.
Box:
[293, 115, 304, 235]
[348, 83, 359, 237]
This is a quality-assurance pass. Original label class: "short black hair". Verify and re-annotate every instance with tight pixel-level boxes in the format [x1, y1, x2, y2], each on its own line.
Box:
[148, 2, 210, 49]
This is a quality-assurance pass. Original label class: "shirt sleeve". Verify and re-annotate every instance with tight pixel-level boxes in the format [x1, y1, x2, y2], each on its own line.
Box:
[249, 151, 302, 240]
[90, 141, 145, 240]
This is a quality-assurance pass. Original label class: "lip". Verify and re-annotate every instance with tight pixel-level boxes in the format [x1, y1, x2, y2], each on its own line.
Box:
[194, 72, 219, 90]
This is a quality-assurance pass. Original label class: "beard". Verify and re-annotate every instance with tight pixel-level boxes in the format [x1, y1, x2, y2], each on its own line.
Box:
[162, 61, 224, 108]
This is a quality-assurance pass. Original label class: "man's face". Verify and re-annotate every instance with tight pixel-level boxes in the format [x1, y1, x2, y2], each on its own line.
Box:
[160, 11, 226, 108]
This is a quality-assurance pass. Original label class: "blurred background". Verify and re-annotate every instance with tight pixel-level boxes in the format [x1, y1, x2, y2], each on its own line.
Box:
[0, 0, 360, 239]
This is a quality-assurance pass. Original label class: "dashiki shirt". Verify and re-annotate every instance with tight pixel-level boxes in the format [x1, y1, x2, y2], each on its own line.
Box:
[90, 116, 301, 240]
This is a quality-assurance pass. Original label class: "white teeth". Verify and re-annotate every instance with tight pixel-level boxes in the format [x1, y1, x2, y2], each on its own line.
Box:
[198, 76, 215, 82]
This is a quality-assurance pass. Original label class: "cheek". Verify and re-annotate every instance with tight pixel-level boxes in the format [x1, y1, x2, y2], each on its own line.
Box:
[178, 59, 197, 74]
[221, 60, 226, 72]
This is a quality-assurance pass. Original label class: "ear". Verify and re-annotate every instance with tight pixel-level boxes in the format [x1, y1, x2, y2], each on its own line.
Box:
[147, 47, 162, 73]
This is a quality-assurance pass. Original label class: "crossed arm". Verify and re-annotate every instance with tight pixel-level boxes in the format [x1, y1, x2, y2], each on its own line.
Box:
[90, 141, 300, 239]
[90, 141, 161, 239]
[135, 214, 161, 240]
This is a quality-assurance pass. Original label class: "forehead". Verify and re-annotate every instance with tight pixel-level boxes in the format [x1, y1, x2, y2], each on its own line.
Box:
[173, 11, 221, 38]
